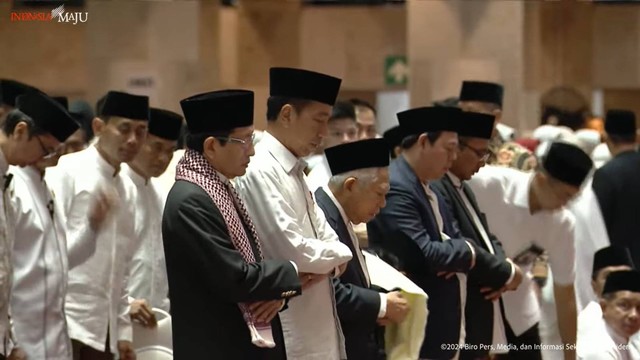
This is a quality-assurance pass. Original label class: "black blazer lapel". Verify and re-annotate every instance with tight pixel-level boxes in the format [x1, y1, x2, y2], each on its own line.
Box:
[442, 175, 484, 242]
[315, 187, 369, 286]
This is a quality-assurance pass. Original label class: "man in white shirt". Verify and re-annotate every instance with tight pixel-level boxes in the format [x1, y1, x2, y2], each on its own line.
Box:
[1, 92, 80, 359]
[0, 79, 39, 124]
[431, 111, 523, 360]
[578, 245, 635, 356]
[316, 139, 409, 359]
[235, 67, 353, 360]
[124, 108, 183, 327]
[47, 91, 150, 360]
[579, 270, 640, 359]
[350, 98, 378, 140]
[306, 100, 357, 191]
[468, 141, 594, 360]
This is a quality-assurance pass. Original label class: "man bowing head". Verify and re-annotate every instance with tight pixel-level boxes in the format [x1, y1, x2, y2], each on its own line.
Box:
[162, 89, 302, 360]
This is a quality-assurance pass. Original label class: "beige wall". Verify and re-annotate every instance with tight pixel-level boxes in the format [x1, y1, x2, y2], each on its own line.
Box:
[407, 0, 528, 129]
[2, 1, 640, 131]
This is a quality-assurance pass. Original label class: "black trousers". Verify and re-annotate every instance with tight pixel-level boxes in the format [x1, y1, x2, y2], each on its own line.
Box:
[495, 323, 542, 360]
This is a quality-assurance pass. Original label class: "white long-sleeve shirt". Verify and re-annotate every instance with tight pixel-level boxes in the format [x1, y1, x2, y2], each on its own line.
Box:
[123, 165, 169, 311]
[0, 150, 12, 353]
[235, 132, 353, 360]
[568, 176, 611, 311]
[46, 145, 141, 353]
[9, 166, 72, 359]
[468, 166, 576, 336]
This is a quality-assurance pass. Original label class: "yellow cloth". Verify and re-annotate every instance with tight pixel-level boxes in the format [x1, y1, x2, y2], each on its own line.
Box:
[363, 251, 428, 360]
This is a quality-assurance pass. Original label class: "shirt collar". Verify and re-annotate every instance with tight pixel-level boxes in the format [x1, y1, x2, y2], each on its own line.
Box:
[123, 164, 148, 186]
[216, 169, 232, 187]
[23, 165, 43, 182]
[0, 148, 8, 177]
[322, 185, 353, 227]
[606, 323, 630, 346]
[447, 171, 463, 190]
[510, 172, 534, 209]
[89, 145, 120, 178]
[261, 131, 301, 175]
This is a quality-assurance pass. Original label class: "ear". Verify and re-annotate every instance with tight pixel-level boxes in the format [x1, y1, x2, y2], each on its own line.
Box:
[493, 108, 503, 121]
[600, 299, 608, 313]
[393, 146, 402, 157]
[279, 104, 294, 128]
[418, 133, 429, 149]
[92, 117, 105, 136]
[202, 136, 216, 160]
[343, 177, 357, 193]
[12, 121, 28, 139]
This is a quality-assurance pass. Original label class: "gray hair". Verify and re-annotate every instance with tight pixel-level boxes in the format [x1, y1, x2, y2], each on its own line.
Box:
[328, 167, 384, 189]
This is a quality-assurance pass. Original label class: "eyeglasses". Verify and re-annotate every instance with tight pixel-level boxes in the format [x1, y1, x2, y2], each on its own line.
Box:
[214, 133, 255, 148]
[459, 142, 491, 162]
[35, 136, 64, 160]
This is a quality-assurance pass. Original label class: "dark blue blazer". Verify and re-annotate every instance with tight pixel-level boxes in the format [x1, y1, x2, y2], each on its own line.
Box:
[315, 187, 385, 360]
[367, 156, 473, 359]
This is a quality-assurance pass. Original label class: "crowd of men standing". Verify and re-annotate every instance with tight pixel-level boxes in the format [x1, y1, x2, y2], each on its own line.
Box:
[0, 67, 639, 360]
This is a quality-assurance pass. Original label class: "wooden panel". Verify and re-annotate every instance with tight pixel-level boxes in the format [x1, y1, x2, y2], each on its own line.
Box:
[603, 89, 640, 123]
[593, 5, 640, 88]
[524, 1, 594, 91]
[236, 1, 301, 86]
[0, 3, 88, 96]
[299, 6, 406, 90]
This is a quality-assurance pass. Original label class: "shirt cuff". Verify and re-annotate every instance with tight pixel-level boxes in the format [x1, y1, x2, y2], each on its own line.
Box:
[289, 261, 298, 275]
[505, 258, 516, 286]
[465, 241, 476, 269]
[378, 293, 387, 318]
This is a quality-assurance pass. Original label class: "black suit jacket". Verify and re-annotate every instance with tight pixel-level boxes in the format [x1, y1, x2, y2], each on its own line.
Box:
[162, 181, 301, 360]
[368, 157, 504, 359]
[432, 174, 512, 358]
[593, 150, 640, 267]
[314, 187, 385, 360]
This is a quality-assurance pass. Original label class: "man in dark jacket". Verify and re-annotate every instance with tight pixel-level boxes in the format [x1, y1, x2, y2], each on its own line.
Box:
[592, 109, 640, 267]
[368, 106, 515, 359]
[315, 139, 409, 360]
[162, 89, 304, 359]
[431, 111, 522, 360]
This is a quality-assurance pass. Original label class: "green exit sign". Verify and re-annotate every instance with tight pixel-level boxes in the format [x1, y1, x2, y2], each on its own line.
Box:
[385, 55, 408, 86]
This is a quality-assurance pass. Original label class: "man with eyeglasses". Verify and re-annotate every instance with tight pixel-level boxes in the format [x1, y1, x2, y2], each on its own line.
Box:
[468, 141, 593, 360]
[235, 68, 353, 360]
[431, 111, 523, 360]
[0, 79, 40, 126]
[162, 89, 302, 359]
[0, 92, 79, 360]
[122, 108, 183, 329]
[47, 91, 150, 360]
[458, 81, 536, 172]
[368, 106, 519, 360]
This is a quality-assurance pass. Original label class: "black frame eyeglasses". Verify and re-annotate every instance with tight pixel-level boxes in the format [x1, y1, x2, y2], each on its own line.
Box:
[459, 142, 491, 162]
[35, 136, 64, 160]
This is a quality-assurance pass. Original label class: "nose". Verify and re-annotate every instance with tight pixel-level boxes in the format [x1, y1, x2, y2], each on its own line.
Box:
[319, 121, 329, 139]
[126, 132, 138, 147]
[247, 141, 256, 157]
